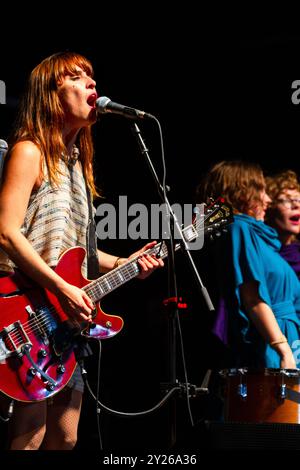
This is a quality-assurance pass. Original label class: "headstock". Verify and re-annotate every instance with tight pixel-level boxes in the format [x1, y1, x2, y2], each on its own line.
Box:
[193, 197, 233, 242]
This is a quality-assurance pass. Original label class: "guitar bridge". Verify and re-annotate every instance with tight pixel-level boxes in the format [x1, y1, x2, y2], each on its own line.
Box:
[0, 320, 32, 360]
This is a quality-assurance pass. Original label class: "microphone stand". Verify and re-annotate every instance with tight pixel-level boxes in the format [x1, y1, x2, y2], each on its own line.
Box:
[131, 122, 214, 448]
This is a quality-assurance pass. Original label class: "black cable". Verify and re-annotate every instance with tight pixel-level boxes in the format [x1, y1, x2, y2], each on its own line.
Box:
[175, 314, 195, 426]
[95, 340, 103, 451]
[85, 378, 180, 418]
[153, 116, 195, 427]
[80, 342, 180, 418]
[79, 343, 103, 451]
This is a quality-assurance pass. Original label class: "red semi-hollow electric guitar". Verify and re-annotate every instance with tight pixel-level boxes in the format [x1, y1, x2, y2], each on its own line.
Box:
[0, 200, 232, 402]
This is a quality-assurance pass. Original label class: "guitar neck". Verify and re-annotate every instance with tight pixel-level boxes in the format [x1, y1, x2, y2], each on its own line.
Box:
[83, 220, 198, 303]
[83, 201, 230, 303]
[82, 240, 181, 303]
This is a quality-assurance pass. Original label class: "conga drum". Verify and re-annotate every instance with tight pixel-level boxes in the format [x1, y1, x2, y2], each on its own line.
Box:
[220, 368, 300, 423]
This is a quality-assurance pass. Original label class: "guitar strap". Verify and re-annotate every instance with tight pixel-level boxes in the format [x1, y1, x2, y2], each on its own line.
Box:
[85, 185, 101, 280]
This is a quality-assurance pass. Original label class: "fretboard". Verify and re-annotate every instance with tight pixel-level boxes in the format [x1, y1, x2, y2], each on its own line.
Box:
[82, 240, 180, 303]
[83, 201, 229, 303]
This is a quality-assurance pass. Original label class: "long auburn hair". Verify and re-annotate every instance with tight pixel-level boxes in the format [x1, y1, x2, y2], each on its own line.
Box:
[8, 51, 98, 196]
[197, 160, 266, 214]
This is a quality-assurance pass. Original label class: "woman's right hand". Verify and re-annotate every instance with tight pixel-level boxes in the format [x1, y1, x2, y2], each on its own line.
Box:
[56, 282, 95, 323]
[277, 342, 297, 369]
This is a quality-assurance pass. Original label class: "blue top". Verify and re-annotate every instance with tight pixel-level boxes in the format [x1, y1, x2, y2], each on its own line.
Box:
[223, 214, 300, 368]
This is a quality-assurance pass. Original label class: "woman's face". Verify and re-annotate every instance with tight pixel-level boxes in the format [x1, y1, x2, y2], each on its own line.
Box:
[247, 190, 271, 221]
[58, 67, 98, 129]
[269, 189, 300, 241]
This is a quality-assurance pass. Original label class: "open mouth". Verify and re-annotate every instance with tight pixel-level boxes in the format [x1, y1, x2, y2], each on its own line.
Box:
[87, 93, 97, 108]
[289, 214, 300, 224]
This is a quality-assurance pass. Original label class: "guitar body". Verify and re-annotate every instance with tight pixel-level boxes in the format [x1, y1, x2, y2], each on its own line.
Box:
[47, 246, 124, 339]
[0, 200, 231, 403]
[0, 247, 124, 402]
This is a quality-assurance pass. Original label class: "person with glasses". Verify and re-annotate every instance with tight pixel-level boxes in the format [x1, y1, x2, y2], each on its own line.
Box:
[265, 170, 300, 279]
[197, 160, 300, 370]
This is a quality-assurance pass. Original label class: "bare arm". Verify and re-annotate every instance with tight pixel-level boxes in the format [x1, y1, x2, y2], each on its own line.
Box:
[0, 141, 94, 321]
[240, 281, 296, 368]
[97, 250, 122, 273]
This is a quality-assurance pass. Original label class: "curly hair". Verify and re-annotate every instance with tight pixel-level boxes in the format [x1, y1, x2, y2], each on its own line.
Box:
[265, 170, 300, 202]
[265, 170, 300, 242]
[196, 160, 265, 214]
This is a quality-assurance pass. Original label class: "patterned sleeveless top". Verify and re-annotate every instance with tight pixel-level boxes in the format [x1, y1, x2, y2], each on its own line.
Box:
[0, 158, 90, 276]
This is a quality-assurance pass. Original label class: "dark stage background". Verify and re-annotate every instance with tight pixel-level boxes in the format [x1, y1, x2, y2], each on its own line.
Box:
[0, 13, 299, 454]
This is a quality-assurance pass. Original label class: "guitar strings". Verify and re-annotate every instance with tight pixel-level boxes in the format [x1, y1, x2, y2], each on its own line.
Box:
[7, 220, 205, 344]
[6, 205, 223, 347]
[6, 229, 197, 345]
[7, 260, 144, 345]
[7, 242, 165, 342]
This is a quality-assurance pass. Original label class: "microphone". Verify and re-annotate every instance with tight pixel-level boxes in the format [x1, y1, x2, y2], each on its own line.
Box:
[0, 139, 8, 180]
[96, 96, 154, 120]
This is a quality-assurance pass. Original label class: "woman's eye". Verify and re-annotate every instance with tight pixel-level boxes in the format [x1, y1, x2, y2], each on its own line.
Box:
[71, 76, 80, 80]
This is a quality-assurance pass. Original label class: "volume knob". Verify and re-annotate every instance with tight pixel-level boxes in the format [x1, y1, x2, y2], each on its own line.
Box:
[38, 349, 47, 358]
[57, 364, 66, 374]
